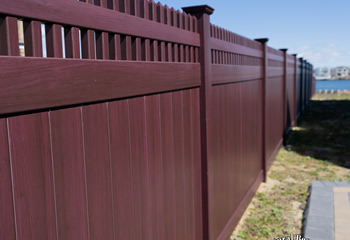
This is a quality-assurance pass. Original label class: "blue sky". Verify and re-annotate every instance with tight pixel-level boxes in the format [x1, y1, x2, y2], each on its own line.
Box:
[160, 0, 350, 68]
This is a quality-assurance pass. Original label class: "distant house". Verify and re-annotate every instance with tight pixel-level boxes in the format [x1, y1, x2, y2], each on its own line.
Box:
[315, 66, 350, 80]
[314, 67, 331, 80]
[331, 66, 350, 80]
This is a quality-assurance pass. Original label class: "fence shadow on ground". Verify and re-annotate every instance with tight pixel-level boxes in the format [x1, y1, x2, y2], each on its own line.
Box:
[286, 97, 350, 169]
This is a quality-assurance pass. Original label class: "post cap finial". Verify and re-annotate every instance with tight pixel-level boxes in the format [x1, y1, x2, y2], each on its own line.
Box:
[279, 48, 288, 52]
[254, 38, 269, 44]
[182, 5, 214, 15]
[292, 54, 297, 57]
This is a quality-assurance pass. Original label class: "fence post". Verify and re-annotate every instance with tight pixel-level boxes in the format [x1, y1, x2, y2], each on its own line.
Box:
[280, 48, 288, 143]
[183, 5, 214, 240]
[292, 54, 297, 126]
[298, 58, 303, 114]
[255, 38, 269, 182]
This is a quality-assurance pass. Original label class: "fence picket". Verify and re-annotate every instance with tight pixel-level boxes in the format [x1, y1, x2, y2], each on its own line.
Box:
[23, 20, 42, 57]
[0, 16, 19, 56]
[81, 29, 95, 59]
[64, 27, 80, 58]
[45, 24, 63, 58]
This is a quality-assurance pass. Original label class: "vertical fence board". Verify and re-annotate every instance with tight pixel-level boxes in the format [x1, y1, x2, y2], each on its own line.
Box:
[172, 91, 186, 240]
[81, 29, 95, 59]
[109, 33, 121, 60]
[82, 104, 114, 240]
[151, 40, 158, 61]
[166, 42, 172, 62]
[50, 108, 89, 240]
[0, 16, 19, 56]
[141, 0, 148, 19]
[64, 27, 80, 59]
[96, 31, 109, 59]
[8, 113, 57, 240]
[45, 23, 63, 58]
[128, 97, 151, 240]
[0, 120, 16, 240]
[160, 93, 177, 240]
[121, 35, 132, 60]
[108, 100, 134, 240]
[182, 90, 195, 240]
[191, 88, 202, 240]
[132, 37, 142, 61]
[23, 20, 42, 57]
[145, 95, 165, 239]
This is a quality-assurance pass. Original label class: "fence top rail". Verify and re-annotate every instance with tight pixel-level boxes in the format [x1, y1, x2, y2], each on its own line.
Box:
[267, 46, 284, 56]
[210, 23, 262, 51]
[0, 0, 200, 46]
[210, 38, 263, 59]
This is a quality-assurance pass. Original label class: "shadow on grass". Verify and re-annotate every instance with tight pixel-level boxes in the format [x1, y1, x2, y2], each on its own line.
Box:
[286, 99, 350, 168]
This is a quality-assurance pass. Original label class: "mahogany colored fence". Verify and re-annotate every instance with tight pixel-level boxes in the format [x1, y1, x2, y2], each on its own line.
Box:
[0, 1, 314, 240]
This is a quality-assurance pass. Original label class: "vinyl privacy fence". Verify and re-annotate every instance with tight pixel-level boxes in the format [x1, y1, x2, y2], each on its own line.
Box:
[0, 1, 314, 240]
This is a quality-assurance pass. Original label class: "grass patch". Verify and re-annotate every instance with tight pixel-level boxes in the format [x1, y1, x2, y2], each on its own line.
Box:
[230, 93, 350, 240]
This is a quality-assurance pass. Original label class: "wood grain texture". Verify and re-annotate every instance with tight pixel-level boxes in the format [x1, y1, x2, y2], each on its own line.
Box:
[212, 65, 262, 85]
[265, 76, 284, 163]
[0, 119, 16, 240]
[128, 97, 151, 239]
[145, 94, 165, 239]
[209, 83, 242, 240]
[45, 23, 63, 58]
[23, 20, 42, 57]
[160, 93, 177, 240]
[268, 67, 284, 78]
[209, 80, 264, 240]
[108, 100, 134, 240]
[216, 170, 263, 240]
[182, 90, 195, 240]
[64, 27, 80, 59]
[8, 113, 57, 240]
[96, 32, 109, 60]
[172, 91, 187, 240]
[0, 0, 200, 47]
[0, 57, 200, 115]
[267, 52, 284, 62]
[190, 88, 202, 240]
[0, 16, 20, 56]
[81, 29, 95, 59]
[82, 104, 114, 240]
[210, 38, 263, 58]
[50, 107, 89, 240]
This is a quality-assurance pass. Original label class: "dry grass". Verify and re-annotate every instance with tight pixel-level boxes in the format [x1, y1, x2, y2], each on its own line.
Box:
[230, 93, 350, 239]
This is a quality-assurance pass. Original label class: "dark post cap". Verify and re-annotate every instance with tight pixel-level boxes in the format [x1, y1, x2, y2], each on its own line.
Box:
[254, 38, 269, 43]
[182, 5, 214, 15]
[292, 54, 297, 57]
[279, 48, 288, 52]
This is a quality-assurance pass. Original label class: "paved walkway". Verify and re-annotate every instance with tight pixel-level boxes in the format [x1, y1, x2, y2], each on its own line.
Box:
[304, 181, 350, 240]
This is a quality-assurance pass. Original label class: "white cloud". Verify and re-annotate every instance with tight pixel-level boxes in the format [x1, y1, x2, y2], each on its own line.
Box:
[289, 43, 350, 68]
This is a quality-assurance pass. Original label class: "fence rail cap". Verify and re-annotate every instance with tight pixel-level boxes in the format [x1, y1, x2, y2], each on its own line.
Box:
[182, 5, 214, 15]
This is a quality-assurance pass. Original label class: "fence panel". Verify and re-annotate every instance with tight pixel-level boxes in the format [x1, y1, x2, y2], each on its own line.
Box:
[0, 0, 202, 239]
[208, 25, 264, 240]
[0, 1, 315, 240]
[265, 47, 285, 167]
